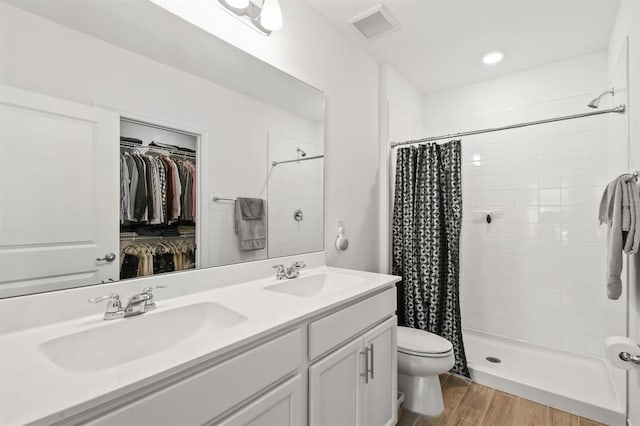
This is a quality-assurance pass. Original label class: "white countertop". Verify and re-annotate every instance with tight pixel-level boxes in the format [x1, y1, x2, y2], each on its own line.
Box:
[0, 266, 399, 425]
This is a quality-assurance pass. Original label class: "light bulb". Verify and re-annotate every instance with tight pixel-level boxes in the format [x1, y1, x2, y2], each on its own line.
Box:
[260, 0, 282, 31]
[482, 51, 504, 65]
[226, 0, 249, 9]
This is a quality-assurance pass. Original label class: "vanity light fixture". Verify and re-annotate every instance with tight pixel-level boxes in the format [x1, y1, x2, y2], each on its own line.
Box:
[219, 0, 283, 35]
[482, 50, 505, 65]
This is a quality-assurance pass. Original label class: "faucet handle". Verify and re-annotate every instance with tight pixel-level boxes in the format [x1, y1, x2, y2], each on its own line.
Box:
[143, 285, 167, 294]
[293, 261, 306, 268]
[141, 285, 167, 312]
[88, 294, 124, 320]
[88, 293, 119, 304]
[273, 264, 286, 279]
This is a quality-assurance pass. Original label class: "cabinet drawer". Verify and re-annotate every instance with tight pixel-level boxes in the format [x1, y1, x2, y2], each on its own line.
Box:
[308, 288, 395, 360]
[87, 328, 302, 426]
[216, 375, 302, 426]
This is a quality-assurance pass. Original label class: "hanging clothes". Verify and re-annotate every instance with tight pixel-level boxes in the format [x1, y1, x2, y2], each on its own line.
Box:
[119, 239, 195, 279]
[119, 146, 196, 226]
[392, 139, 469, 378]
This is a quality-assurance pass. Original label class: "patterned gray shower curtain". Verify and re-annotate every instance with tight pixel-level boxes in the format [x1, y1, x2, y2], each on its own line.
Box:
[391, 140, 469, 377]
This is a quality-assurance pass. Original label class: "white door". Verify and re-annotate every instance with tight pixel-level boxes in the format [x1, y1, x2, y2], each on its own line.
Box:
[629, 255, 640, 425]
[309, 337, 364, 426]
[363, 317, 397, 426]
[0, 85, 119, 297]
[217, 375, 302, 426]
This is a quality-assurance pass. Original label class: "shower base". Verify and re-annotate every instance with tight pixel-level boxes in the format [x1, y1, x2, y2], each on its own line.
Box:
[462, 329, 625, 425]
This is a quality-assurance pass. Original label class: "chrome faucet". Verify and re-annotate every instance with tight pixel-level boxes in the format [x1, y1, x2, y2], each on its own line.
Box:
[272, 261, 306, 280]
[89, 285, 167, 320]
[285, 261, 306, 279]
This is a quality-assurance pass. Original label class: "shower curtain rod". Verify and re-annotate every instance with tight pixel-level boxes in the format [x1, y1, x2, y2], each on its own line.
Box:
[390, 104, 626, 148]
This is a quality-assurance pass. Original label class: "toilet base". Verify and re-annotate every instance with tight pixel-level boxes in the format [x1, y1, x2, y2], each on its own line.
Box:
[398, 373, 444, 417]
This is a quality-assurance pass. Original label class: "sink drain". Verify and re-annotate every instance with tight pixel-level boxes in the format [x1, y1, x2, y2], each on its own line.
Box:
[486, 356, 501, 363]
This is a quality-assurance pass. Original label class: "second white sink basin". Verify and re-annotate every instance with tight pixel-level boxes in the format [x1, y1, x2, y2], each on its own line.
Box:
[265, 272, 364, 298]
[39, 302, 247, 372]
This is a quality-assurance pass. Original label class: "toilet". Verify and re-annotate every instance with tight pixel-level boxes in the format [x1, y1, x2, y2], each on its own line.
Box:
[397, 326, 455, 417]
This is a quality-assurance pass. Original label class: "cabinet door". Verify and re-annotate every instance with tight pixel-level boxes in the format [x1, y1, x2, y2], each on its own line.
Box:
[309, 337, 364, 426]
[217, 375, 302, 426]
[0, 85, 119, 297]
[363, 317, 397, 426]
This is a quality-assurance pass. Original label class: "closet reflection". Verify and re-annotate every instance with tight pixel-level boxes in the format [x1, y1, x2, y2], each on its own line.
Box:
[119, 119, 198, 280]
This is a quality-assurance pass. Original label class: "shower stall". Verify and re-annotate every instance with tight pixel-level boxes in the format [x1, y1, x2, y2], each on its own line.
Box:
[387, 46, 631, 425]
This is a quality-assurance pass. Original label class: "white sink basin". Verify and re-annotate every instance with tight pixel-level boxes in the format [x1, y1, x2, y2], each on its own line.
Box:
[265, 272, 364, 298]
[39, 302, 247, 372]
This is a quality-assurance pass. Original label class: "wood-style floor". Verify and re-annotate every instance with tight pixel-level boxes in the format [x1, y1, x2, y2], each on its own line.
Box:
[397, 374, 608, 426]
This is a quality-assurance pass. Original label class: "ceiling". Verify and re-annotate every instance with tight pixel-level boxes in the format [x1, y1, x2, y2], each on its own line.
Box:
[305, 0, 622, 94]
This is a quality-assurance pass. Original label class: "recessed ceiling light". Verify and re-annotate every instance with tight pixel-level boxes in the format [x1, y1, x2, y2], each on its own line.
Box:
[482, 51, 504, 65]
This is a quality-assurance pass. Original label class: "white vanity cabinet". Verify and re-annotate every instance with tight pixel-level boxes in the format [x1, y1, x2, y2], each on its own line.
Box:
[309, 318, 397, 426]
[216, 375, 303, 426]
[308, 288, 397, 426]
[84, 329, 303, 426]
[60, 287, 397, 426]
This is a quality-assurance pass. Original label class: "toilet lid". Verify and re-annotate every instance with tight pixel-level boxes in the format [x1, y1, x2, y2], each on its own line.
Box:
[397, 326, 453, 355]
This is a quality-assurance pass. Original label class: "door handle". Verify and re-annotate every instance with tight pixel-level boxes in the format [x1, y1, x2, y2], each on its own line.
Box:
[369, 344, 374, 379]
[360, 350, 369, 384]
[96, 252, 116, 262]
[619, 351, 640, 365]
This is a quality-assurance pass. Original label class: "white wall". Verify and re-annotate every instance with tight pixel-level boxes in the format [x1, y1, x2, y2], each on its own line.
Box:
[422, 52, 627, 368]
[149, 0, 380, 272]
[608, 0, 640, 423]
[379, 64, 425, 272]
[0, 2, 321, 269]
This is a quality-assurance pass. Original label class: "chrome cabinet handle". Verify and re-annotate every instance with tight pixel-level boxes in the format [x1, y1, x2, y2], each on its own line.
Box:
[96, 252, 116, 262]
[360, 349, 369, 384]
[619, 351, 640, 365]
[369, 344, 374, 379]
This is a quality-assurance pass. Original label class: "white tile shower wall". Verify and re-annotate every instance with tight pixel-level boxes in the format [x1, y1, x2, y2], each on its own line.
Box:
[423, 53, 628, 359]
[268, 131, 324, 258]
[458, 96, 627, 357]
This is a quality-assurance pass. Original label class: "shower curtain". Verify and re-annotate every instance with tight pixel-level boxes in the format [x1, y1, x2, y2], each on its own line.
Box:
[391, 140, 469, 377]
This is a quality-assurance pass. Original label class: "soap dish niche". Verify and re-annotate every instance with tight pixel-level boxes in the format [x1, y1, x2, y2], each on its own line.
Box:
[473, 209, 503, 224]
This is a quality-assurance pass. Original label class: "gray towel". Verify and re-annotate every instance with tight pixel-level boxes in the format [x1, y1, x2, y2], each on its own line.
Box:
[238, 197, 264, 220]
[599, 175, 640, 300]
[234, 198, 266, 251]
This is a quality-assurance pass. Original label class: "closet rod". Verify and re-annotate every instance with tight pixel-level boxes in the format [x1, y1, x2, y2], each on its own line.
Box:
[120, 233, 196, 241]
[390, 104, 626, 148]
[120, 142, 196, 159]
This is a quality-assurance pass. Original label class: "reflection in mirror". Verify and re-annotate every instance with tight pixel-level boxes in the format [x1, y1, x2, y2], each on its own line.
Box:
[119, 119, 199, 281]
[0, 0, 325, 297]
[268, 133, 324, 258]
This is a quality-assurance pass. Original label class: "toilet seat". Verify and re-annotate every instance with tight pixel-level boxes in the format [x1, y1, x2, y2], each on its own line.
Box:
[397, 326, 453, 358]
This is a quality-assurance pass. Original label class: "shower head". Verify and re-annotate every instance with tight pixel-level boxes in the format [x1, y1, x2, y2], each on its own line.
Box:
[588, 88, 615, 109]
[296, 147, 307, 157]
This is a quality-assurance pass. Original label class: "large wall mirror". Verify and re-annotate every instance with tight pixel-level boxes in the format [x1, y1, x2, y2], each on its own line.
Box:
[0, 0, 325, 298]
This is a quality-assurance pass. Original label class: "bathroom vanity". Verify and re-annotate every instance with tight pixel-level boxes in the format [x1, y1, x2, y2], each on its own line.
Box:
[0, 266, 400, 426]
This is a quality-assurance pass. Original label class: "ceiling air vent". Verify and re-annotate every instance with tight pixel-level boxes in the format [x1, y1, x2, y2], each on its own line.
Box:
[349, 4, 400, 40]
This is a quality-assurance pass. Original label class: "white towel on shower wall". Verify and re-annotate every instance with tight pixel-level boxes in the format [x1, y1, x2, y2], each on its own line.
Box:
[599, 175, 640, 300]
